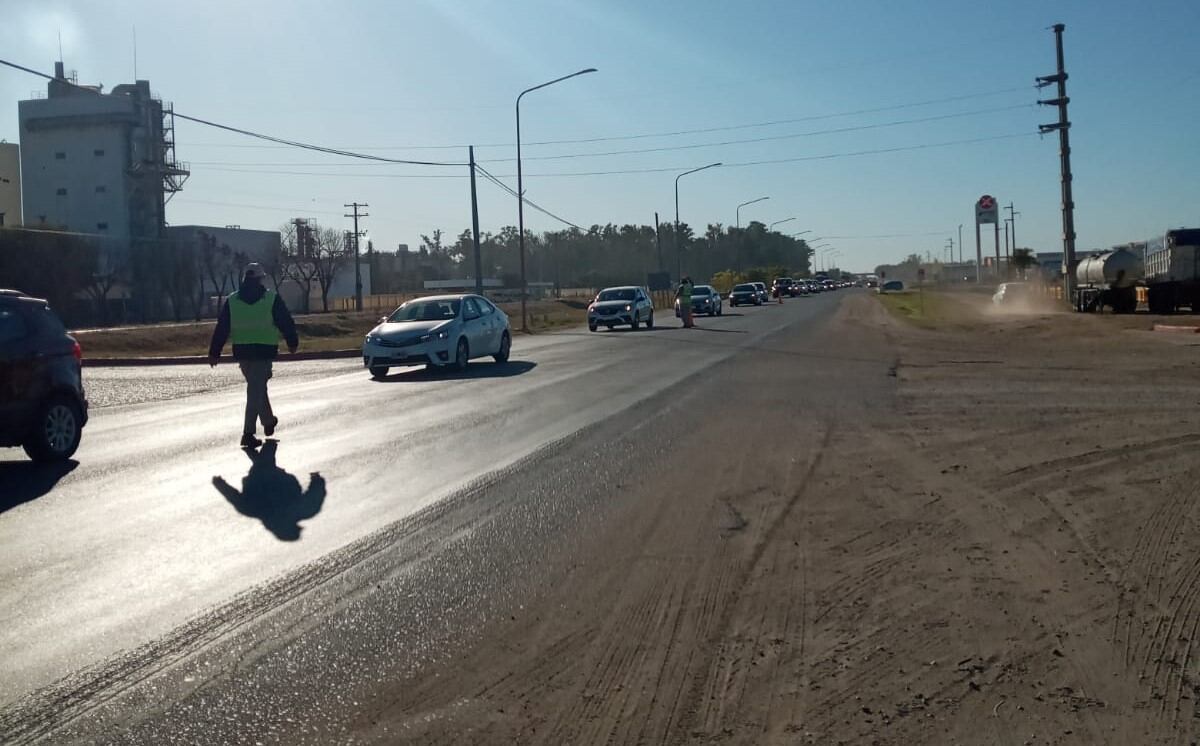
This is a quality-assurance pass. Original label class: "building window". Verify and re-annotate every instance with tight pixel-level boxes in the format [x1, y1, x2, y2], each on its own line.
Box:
[55, 152, 66, 160]
[97, 223, 108, 231]
[95, 185, 106, 194]
[93, 149, 105, 157]
[56, 188, 67, 196]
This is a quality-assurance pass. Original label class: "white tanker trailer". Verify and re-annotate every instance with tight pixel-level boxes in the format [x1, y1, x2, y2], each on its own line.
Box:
[1073, 248, 1142, 314]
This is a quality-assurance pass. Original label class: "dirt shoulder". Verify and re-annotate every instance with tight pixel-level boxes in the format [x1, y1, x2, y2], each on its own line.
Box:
[349, 291, 1199, 744]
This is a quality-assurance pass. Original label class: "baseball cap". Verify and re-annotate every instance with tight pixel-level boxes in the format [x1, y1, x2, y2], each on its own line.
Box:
[243, 262, 267, 280]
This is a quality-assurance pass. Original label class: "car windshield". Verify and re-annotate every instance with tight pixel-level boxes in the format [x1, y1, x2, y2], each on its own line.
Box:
[692, 287, 712, 296]
[733, 284, 755, 292]
[597, 288, 637, 301]
[388, 299, 461, 322]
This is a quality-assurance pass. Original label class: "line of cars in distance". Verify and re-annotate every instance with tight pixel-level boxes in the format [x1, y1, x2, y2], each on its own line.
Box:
[586, 276, 857, 327]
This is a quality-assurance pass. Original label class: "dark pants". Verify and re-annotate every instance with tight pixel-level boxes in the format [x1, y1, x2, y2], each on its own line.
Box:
[238, 360, 274, 436]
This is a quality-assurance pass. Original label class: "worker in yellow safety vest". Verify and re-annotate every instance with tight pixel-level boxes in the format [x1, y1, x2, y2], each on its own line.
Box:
[208, 263, 299, 449]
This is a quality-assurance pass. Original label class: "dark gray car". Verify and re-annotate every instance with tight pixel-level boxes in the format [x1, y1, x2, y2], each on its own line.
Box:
[0, 290, 88, 461]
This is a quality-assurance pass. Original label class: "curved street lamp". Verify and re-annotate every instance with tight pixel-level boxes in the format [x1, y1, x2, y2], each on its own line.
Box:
[516, 67, 597, 331]
[769, 217, 796, 231]
[736, 196, 769, 230]
[674, 162, 721, 280]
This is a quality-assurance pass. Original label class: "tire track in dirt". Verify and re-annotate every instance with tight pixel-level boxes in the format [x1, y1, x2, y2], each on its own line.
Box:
[988, 434, 1200, 491]
[672, 422, 834, 743]
[1114, 489, 1182, 667]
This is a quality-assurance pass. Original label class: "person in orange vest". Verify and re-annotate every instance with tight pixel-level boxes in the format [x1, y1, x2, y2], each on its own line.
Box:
[208, 263, 299, 449]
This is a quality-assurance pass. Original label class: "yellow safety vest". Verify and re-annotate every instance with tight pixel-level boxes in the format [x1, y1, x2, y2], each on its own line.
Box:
[229, 290, 279, 346]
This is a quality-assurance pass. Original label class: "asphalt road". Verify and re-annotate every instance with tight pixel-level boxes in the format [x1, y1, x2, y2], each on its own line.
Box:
[0, 293, 851, 744]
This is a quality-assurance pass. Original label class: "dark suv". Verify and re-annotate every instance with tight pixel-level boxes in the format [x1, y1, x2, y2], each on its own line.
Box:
[772, 277, 797, 297]
[0, 290, 88, 461]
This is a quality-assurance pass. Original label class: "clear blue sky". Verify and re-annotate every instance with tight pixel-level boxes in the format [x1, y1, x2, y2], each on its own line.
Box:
[2, 0, 1197, 272]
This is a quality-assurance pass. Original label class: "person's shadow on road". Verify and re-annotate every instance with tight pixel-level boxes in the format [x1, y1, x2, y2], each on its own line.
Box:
[212, 441, 326, 541]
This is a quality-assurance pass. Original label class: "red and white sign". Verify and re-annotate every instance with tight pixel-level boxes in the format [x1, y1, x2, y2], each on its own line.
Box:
[975, 194, 999, 224]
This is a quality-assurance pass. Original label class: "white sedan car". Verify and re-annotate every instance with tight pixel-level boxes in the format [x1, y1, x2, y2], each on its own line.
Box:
[362, 294, 511, 379]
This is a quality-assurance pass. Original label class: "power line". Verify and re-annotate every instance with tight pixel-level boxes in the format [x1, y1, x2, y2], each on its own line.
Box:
[172, 198, 343, 215]
[186, 103, 1034, 168]
[195, 132, 1036, 179]
[171, 112, 465, 167]
[0, 57, 466, 168]
[820, 231, 954, 239]
[178, 86, 1034, 152]
[474, 164, 583, 230]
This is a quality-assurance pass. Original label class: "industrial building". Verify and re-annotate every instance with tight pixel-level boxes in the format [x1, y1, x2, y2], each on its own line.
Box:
[17, 62, 188, 240]
[0, 141, 21, 226]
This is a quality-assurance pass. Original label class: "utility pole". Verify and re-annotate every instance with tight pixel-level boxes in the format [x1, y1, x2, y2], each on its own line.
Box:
[975, 221, 982, 283]
[1038, 24, 1076, 302]
[958, 224, 963, 264]
[946, 237, 955, 264]
[343, 202, 368, 311]
[994, 221, 1001, 279]
[1006, 202, 1020, 265]
[468, 147, 483, 295]
[1004, 218, 1011, 271]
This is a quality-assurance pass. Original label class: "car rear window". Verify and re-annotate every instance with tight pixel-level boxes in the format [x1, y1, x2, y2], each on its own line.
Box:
[25, 304, 67, 339]
[0, 308, 30, 346]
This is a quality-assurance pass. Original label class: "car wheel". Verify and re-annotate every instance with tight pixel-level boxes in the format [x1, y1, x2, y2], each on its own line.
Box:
[631, 312, 640, 330]
[588, 323, 597, 332]
[646, 311, 654, 329]
[23, 395, 83, 462]
[493, 332, 511, 363]
[369, 365, 389, 380]
[453, 338, 469, 372]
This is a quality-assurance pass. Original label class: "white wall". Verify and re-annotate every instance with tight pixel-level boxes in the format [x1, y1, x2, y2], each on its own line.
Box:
[19, 95, 135, 237]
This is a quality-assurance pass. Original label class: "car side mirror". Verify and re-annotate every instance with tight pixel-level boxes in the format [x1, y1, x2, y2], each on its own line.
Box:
[378, 316, 387, 324]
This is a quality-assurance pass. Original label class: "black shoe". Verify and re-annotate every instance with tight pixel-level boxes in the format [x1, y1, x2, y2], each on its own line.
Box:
[240, 433, 262, 449]
[264, 416, 278, 437]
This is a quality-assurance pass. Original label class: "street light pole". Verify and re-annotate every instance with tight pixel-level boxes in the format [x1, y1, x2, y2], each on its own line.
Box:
[958, 224, 964, 264]
[735, 196, 768, 272]
[516, 67, 597, 332]
[736, 196, 769, 230]
[769, 217, 795, 231]
[674, 162, 721, 280]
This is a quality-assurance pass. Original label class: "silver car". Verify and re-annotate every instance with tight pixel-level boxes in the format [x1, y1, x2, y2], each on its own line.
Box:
[675, 284, 723, 317]
[362, 294, 511, 379]
[752, 282, 769, 304]
[588, 286, 655, 331]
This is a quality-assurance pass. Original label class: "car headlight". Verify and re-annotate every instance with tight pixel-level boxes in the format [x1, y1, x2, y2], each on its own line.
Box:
[365, 334, 378, 344]
[418, 331, 449, 343]
[625, 304, 632, 311]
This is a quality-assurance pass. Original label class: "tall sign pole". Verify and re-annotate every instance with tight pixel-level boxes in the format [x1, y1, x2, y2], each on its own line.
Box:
[1038, 23, 1076, 302]
[975, 194, 998, 283]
